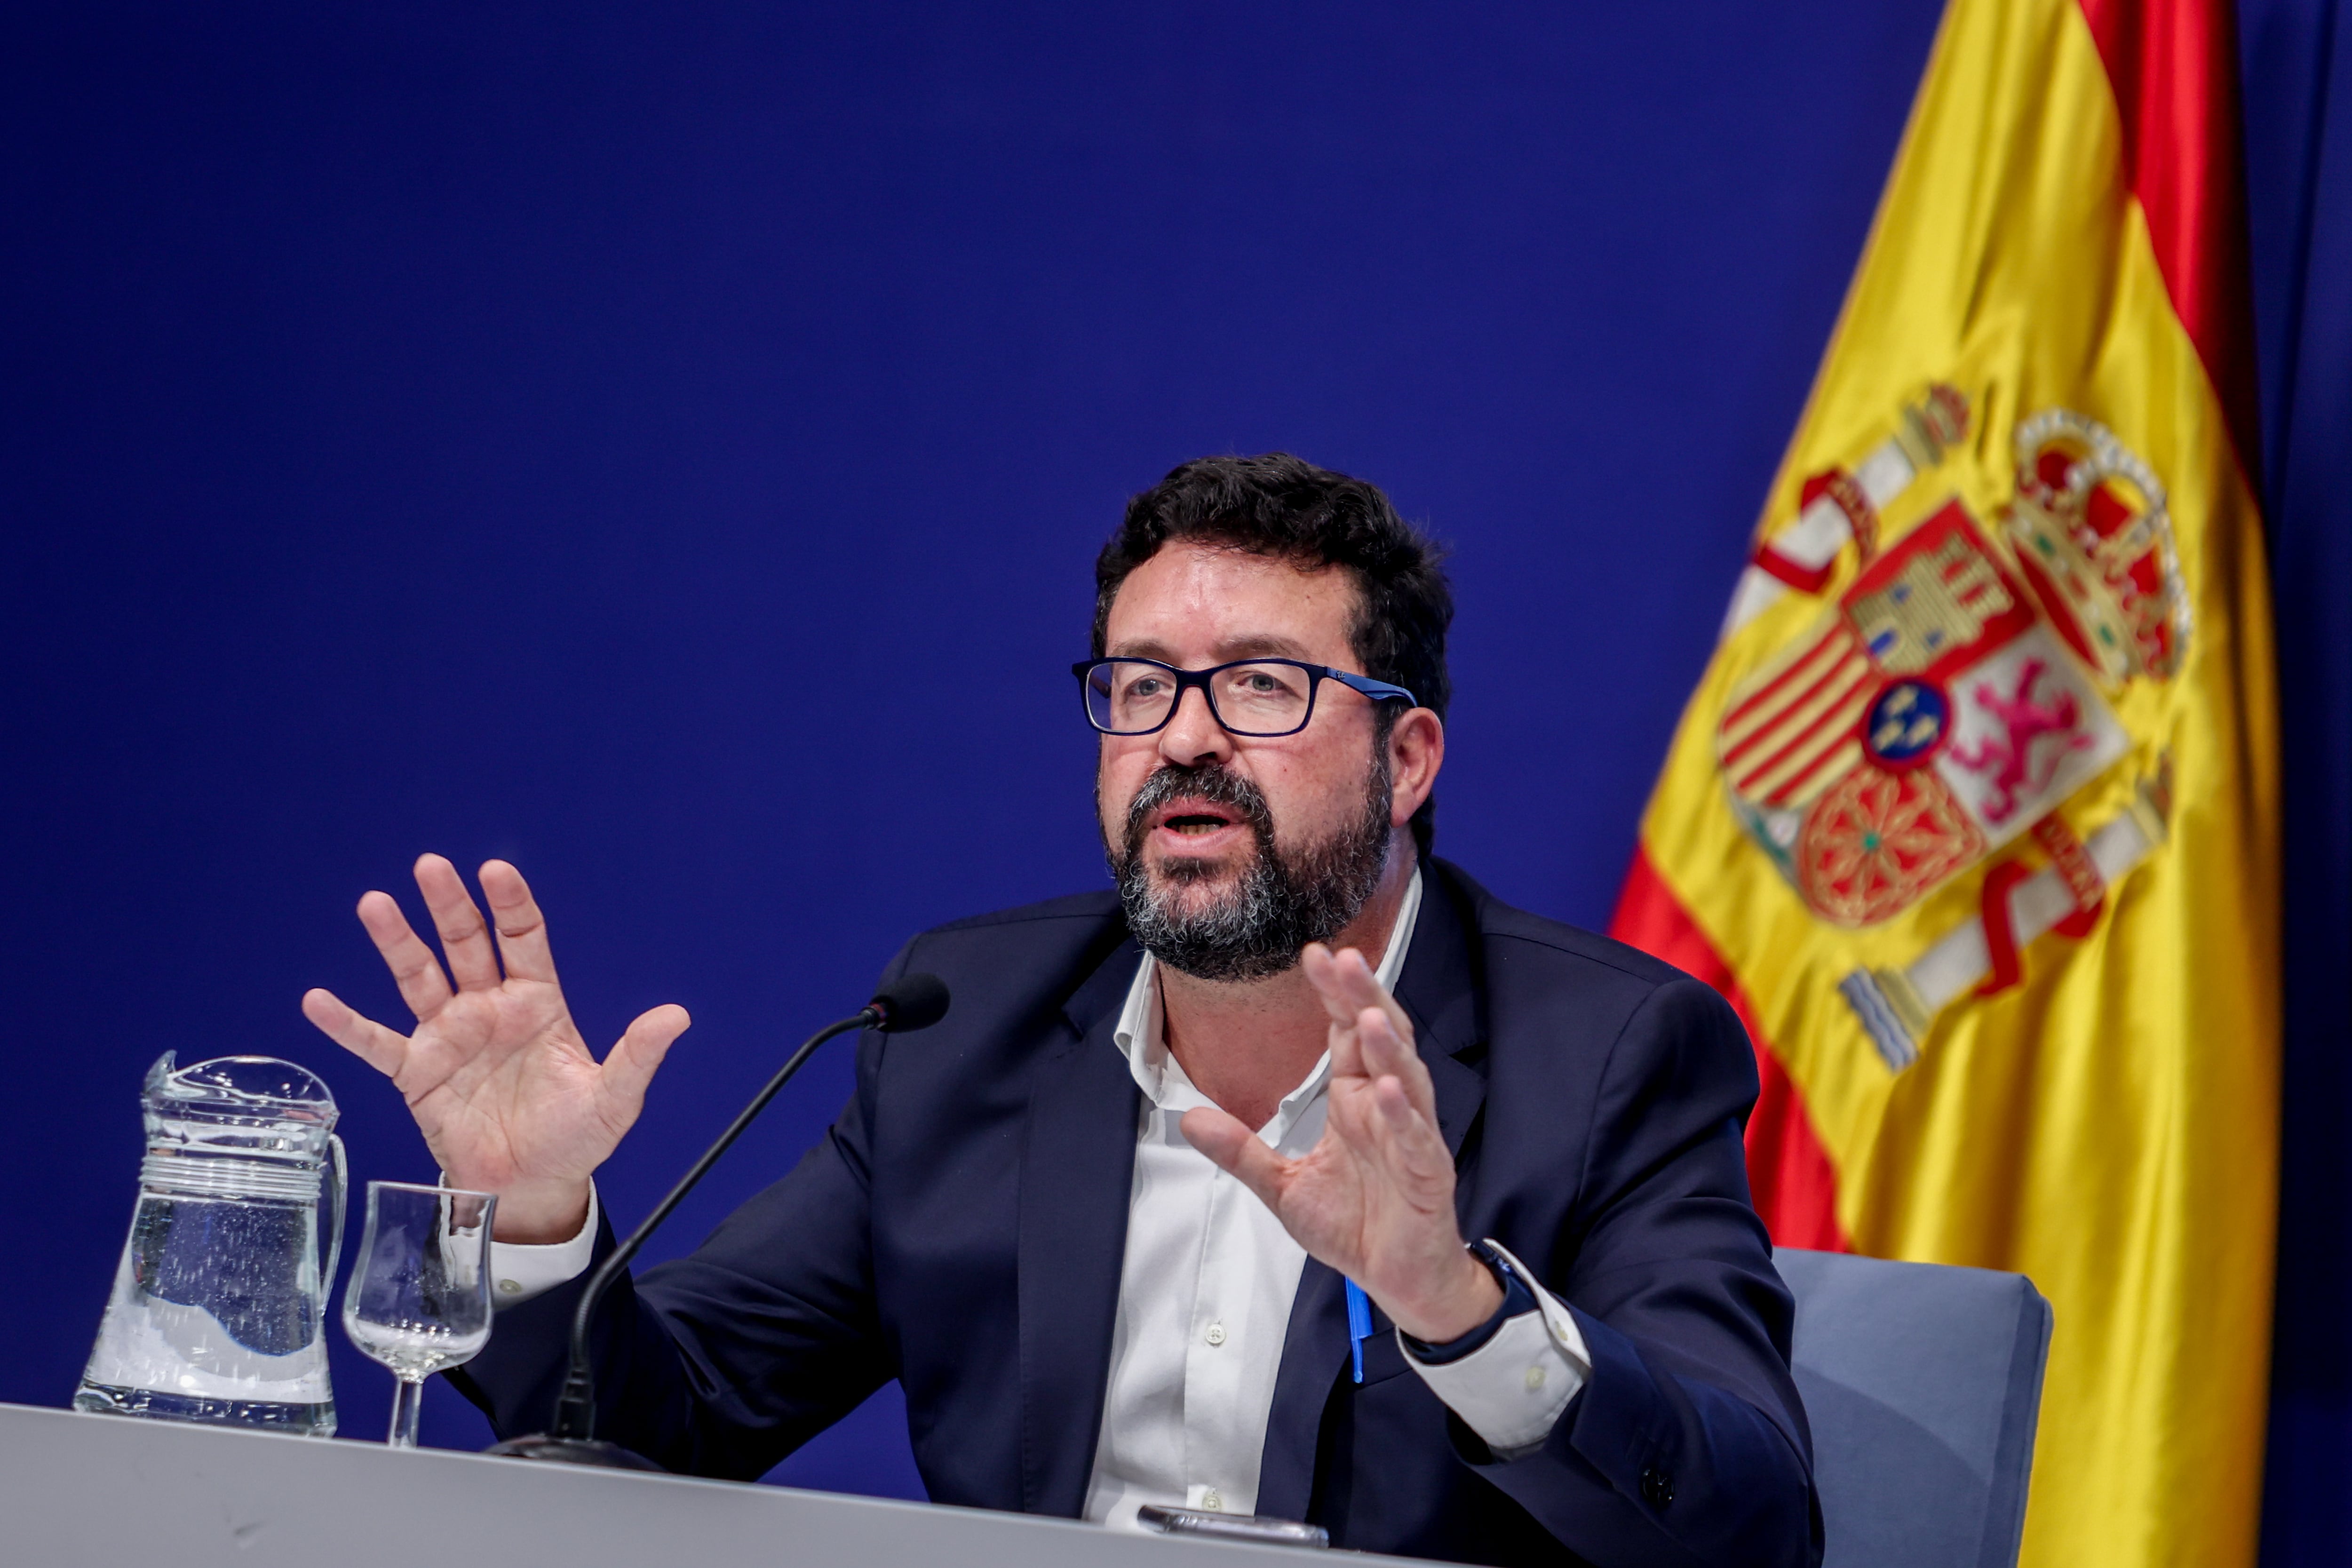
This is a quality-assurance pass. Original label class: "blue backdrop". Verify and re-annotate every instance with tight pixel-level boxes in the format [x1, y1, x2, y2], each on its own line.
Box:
[2, 1, 2343, 1558]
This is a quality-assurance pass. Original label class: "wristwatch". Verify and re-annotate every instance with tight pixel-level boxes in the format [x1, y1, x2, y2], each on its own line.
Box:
[1401, 1238, 1540, 1366]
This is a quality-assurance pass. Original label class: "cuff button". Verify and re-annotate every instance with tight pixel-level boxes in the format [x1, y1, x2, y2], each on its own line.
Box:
[1639, 1465, 1674, 1509]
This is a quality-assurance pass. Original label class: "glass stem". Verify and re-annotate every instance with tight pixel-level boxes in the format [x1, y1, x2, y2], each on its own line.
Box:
[388, 1374, 425, 1449]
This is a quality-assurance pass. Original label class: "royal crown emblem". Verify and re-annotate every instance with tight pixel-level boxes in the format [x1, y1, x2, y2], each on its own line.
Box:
[1716, 386, 2185, 1070]
[2002, 407, 2189, 685]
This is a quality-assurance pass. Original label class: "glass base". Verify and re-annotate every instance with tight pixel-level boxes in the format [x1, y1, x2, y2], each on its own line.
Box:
[73, 1380, 336, 1437]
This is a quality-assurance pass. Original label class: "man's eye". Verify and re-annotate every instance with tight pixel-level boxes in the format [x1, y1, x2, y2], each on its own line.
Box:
[1124, 678, 1166, 699]
[1229, 669, 1300, 699]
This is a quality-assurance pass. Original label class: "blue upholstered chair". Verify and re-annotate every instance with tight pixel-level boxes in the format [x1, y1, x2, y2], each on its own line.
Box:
[1775, 1247, 2054, 1568]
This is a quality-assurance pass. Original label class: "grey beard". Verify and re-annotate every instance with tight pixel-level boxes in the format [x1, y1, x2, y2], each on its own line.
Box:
[1106, 755, 1395, 983]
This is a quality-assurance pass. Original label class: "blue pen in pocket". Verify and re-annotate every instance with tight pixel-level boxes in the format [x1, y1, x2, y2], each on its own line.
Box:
[1344, 1279, 1373, 1384]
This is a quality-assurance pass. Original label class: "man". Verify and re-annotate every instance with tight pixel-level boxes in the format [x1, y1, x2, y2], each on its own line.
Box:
[303, 454, 1820, 1566]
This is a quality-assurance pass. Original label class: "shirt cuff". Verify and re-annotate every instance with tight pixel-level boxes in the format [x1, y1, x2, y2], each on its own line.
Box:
[473, 1180, 599, 1308]
[1400, 1240, 1589, 1456]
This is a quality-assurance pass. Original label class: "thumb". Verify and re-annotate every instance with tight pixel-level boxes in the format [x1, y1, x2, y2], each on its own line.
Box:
[1181, 1106, 1288, 1212]
[599, 1003, 691, 1118]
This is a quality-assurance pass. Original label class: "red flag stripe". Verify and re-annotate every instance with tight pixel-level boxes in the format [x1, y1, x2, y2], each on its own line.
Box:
[1722, 652, 1872, 775]
[2074, 0, 2263, 475]
[1738, 675, 1876, 801]
[1722, 624, 1859, 735]
[1608, 845, 1852, 1252]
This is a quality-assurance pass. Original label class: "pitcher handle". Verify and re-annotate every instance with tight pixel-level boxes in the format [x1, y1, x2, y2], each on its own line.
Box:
[319, 1133, 349, 1297]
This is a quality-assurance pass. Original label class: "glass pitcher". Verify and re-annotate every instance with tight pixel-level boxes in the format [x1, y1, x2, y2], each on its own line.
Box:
[75, 1052, 347, 1434]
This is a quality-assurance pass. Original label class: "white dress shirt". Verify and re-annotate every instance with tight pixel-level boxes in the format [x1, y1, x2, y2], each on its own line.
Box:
[1080, 868, 1588, 1525]
[486, 866, 1589, 1518]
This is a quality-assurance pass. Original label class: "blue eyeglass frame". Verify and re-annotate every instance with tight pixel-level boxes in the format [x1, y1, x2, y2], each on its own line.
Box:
[1071, 656, 1417, 738]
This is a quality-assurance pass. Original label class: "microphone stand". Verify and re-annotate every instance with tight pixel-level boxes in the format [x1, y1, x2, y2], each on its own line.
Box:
[485, 1005, 886, 1469]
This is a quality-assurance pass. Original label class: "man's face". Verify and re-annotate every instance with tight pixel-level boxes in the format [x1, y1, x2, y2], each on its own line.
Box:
[1095, 541, 1419, 980]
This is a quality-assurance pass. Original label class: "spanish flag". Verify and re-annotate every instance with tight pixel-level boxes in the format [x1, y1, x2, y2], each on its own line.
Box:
[1609, 0, 2279, 1564]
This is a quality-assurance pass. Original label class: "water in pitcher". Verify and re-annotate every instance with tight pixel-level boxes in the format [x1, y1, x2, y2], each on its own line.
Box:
[76, 1053, 346, 1434]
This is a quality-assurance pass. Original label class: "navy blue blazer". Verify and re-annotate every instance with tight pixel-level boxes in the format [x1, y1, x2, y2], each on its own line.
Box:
[453, 861, 1821, 1567]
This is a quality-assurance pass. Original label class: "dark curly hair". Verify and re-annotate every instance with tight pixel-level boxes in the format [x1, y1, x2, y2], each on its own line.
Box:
[1091, 453, 1454, 857]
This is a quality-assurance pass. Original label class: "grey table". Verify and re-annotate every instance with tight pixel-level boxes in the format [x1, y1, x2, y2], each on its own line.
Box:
[0, 1402, 1401, 1568]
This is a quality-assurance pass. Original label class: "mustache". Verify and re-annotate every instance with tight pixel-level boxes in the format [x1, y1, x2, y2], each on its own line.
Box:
[1119, 762, 1275, 865]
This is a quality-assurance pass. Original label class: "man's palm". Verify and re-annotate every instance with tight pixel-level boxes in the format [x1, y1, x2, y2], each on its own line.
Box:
[301, 854, 689, 1238]
[1180, 944, 1496, 1342]
[1253, 1061, 1459, 1278]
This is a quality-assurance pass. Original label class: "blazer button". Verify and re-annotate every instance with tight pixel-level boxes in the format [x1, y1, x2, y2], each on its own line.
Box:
[1639, 1465, 1674, 1509]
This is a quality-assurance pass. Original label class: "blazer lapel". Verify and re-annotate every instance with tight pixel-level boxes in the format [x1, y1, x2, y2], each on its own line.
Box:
[1393, 862, 1488, 1161]
[1016, 937, 1144, 1517]
[1256, 864, 1489, 1521]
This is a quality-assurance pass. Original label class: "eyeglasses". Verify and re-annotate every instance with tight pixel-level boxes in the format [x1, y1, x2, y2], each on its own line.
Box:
[1072, 657, 1416, 738]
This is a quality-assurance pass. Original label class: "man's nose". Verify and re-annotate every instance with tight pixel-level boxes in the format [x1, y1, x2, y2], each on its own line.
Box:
[1157, 684, 1233, 769]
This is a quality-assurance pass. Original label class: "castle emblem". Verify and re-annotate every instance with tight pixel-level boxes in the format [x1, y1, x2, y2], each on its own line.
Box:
[1715, 388, 2185, 1069]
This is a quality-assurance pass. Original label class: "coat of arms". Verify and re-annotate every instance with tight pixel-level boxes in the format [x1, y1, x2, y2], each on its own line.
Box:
[1716, 388, 2185, 1069]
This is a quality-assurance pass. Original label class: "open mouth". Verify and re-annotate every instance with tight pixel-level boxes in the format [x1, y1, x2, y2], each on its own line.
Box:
[1150, 799, 1248, 843]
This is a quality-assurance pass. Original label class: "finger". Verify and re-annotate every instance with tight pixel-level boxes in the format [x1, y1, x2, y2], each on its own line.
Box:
[1324, 1054, 1447, 1181]
[596, 1004, 692, 1125]
[1305, 943, 1416, 1043]
[1374, 1072, 1458, 1170]
[478, 860, 559, 984]
[301, 987, 413, 1079]
[1341, 947, 1417, 1038]
[1357, 1005, 1438, 1119]
[413, 853, 502, 991]
[1370, 1074, 1455, 1187]
[1301, 944, 1365, 1028]
[1179, 1106, 1291, 1213]
[1302, 947, 1369, 1079]
[354, 890, 456, 1020]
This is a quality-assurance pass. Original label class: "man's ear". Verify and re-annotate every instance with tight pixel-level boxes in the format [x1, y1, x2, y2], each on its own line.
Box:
[1386, 708, 1445, 827]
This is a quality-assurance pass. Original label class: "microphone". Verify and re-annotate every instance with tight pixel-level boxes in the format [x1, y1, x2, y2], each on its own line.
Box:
[486, 973, 952, 1470]
[867, 970, 949, 1033]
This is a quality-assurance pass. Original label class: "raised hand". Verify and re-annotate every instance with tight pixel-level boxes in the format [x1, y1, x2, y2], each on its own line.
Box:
[1179, 944, 1501, 1343]
[300, 854, 690, 1242]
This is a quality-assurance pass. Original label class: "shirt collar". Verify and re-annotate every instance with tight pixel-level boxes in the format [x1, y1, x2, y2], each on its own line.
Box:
[1113, 865, 1425, 1141]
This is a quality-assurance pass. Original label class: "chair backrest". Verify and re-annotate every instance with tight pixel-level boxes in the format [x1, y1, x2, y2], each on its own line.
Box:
[1774, 1247, 2053, 1568]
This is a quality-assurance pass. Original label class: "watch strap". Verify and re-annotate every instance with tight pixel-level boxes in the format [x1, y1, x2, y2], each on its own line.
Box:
[1399, 1238, 1540, 1366]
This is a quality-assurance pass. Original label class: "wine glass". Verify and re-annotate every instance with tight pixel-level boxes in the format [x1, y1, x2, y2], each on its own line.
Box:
[341, 1181, 497, 1448]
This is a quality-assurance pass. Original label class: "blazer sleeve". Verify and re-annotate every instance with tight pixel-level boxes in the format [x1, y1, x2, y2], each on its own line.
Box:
[446, 962, 904, 1478]
[1460, 976, 1824, 1568]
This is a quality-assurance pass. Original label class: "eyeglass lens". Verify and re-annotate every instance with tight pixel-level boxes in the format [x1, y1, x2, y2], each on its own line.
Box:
[1084, 660, 1314, 736]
